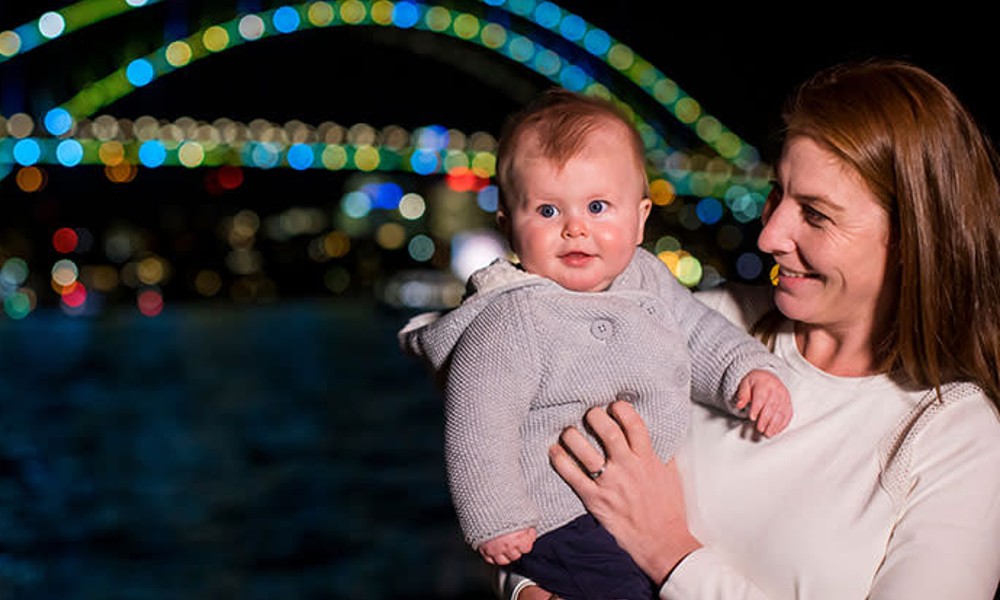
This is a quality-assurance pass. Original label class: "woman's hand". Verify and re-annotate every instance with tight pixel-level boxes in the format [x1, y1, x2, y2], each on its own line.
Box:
[549, 400, 702, 586]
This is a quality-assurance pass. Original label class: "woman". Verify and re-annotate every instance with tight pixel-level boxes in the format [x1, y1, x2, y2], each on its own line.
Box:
[513, 59, 1000, 598]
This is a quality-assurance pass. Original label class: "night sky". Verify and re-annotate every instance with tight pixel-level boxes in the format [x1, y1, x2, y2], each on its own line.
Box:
[2, 1, 999, 309]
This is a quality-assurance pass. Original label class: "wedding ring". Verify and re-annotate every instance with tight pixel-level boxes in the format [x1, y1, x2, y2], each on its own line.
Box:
[588, 465, 606, 480]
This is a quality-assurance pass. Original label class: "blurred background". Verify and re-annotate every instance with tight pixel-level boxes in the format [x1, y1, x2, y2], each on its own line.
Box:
[0, 1, 997, 598]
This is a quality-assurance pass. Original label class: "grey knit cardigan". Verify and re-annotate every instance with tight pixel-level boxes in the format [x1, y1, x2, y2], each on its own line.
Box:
[399, 248, 784, 548]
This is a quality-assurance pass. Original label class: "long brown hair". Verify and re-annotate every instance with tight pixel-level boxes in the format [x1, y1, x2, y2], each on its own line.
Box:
[758, 59, 1000, 407]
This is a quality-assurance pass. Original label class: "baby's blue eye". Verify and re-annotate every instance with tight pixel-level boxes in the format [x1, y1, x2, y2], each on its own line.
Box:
[538, 204, 559, 218]
[588, 200, 608, 214]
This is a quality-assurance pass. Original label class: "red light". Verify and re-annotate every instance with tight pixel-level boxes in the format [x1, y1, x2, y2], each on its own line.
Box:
[61, 283, 87, 307]
[137, 289, 164, 317]
[218, 166, 244, 190]
[445, 167, 489, 192]
[52, 227, 79, 253]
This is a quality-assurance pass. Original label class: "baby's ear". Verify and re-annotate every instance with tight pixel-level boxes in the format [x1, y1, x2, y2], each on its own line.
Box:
[636, 197, 653, 244]
[496, 208, 511, 237]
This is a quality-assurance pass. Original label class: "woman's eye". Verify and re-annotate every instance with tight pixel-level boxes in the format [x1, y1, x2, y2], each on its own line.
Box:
[802, 204, 829, 225]
[588, 200, 608, 214]
[538, 204, 559, 218]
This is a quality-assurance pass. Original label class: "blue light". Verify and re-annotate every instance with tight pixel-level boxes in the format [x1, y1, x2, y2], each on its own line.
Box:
[273, 6, 301, 33]
[583, 28, 610, 56]
[126, 58, 155, 87]
[477, 185, 499, 212]
[139, 140, 167, 167]
[736, 252, 763, 280]
[12, 139, 41, 166]
[408, 235, 435, 262]
[483, 0, 505, 5]
[55, 139, 83, 166]
[286, 144, 314, 170]
[363, 182, 404, 209]
[249, 142, 280, 169]
[534, 2, 561, 28]
[558, 64, 588, 91]
[508, 0, 536, 16]
[410, 149, 439, 175]
[415, 125, 449, 151]
[558, 14, 586, 41]
[44, 107, 73, 135]
[393, 1, 419, 28]
[342, 191, 372, 218]
[695, 197, 723, 225]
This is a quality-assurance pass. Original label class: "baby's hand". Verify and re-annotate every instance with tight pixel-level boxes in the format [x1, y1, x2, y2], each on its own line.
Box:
[477, 527, 537, 565]
[736, 369, 792, 437]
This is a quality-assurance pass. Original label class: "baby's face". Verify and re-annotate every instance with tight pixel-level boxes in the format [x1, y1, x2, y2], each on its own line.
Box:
[501, 123, 651, 292]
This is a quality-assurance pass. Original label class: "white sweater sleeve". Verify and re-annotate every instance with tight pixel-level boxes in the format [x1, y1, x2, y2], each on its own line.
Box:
[659, 549, 769, 599]
[868, 397, 1000, 599]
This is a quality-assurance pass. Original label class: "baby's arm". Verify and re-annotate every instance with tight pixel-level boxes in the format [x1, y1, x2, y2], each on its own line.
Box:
[735, 369, 792, 437]
[477, 527, 538, 565]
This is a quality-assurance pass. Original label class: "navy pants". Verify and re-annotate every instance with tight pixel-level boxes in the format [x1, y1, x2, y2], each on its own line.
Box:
[510, 514, 656, 600]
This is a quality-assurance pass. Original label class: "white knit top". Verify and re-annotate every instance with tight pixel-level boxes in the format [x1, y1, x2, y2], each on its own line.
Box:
[662, 284, 1000, 599]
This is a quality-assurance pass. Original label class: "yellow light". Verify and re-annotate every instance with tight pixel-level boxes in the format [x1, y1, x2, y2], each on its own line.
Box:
[653, 79, 679, 106]
[371, 0, 394, 25]
[137, 256, 166, 285]
[323, 231, 351, 257]
[658, 250, 680, 273]
[194, 270, 223, 297]
[178, 141, 205, 167]
[15, 166, 45, 192]
[425, 6, 452, 31]
[675, 97, 701, 124]
[480, 23, 506, 49]
[716, 132, 742, 159]
[443, 150, 469, 171]
[454, 13, 480, 39]
[308, 2, 336, 26]
[105, 162, 137, 183]
[649, 178, 675, 206]
[85, 265, 119, 292]
[165, 41, 192, 67]
[322, 145, 348, 170]
[696, 116, 721, 143]
[353, 145, 380, 171]
[340, 0, 367, 24]
[607, 43, 634, 70]
[675, 255, 703, 287]
[98, 140, 125, 166]
[375, 222, 406, 250]
[202, 25, 230, 52]
[471, 152, 496, 177]
[0, 30, 21, 56]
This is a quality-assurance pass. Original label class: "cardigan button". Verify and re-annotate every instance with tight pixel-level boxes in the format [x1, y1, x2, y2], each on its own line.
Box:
[616, 390, 639, 403]
[590, 318, 613, 339]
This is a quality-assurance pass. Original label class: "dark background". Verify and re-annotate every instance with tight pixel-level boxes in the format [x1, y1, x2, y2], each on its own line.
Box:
[1, 2, 998, 599]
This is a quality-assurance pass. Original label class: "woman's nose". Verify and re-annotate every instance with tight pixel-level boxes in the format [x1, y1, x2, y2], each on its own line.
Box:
[757, 198, 795, 255]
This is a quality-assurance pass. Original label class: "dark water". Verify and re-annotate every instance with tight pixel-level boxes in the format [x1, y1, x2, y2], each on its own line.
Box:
[0, 297, 492, 599]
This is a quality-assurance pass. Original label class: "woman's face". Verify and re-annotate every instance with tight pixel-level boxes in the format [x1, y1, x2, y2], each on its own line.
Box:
[758, 136, 894, 337]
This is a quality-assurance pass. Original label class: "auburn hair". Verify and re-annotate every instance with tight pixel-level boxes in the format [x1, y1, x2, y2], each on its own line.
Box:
[494, 88, 649, 212]
[755, 59, 1000, 407]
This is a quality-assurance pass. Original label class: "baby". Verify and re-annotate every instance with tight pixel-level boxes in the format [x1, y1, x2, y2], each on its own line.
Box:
[400, 89, 791, 600]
